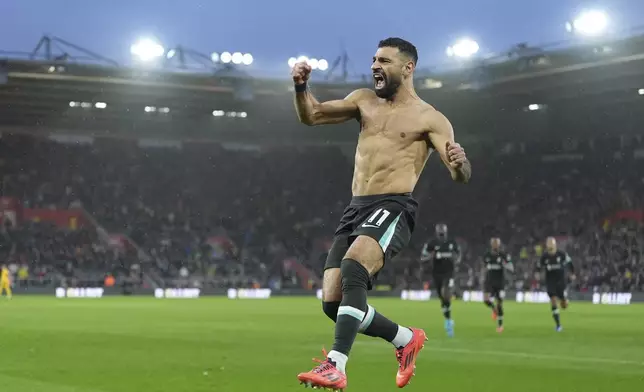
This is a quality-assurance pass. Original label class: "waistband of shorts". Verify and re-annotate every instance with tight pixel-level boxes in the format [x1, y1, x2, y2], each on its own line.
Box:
[350, 192, 414, 205]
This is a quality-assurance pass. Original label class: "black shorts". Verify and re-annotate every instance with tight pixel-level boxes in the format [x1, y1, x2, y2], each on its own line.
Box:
[546, 280, 567, 299]
[484, 279, 505, 299]
[324, 193, 417, 273]
[432, 272, 454, 295]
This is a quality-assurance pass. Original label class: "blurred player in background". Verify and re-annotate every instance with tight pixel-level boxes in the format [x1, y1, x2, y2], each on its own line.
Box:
[421, 224, 460, 337]
[482, 237, 513, 332]
[1, 264, 12, 299]
[537, 237, 575, 332]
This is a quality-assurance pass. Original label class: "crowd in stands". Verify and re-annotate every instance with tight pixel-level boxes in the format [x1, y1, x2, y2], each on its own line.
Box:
[0, 133, 643, 292]
[0, 220, 142, 288]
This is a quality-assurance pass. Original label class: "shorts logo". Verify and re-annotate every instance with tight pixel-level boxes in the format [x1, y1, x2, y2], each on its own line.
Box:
[361, 208, 390, 228]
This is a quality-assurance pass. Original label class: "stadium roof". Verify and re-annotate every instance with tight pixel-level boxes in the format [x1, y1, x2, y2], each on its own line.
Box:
[1, 33, 644, 144]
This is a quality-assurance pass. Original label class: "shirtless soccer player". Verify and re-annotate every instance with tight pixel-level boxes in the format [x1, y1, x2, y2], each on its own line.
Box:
[293, 38, 471, 390]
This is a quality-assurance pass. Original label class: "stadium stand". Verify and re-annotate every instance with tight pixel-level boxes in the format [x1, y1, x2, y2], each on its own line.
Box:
[0, 132, 642, 292]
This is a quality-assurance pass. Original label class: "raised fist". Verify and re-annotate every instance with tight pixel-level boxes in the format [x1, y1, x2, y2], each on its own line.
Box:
[446, 141, 467, 169]
[291, 62, 312, 85]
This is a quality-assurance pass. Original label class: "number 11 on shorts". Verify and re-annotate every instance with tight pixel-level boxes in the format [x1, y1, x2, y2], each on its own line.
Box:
[364, 208, 390, 228]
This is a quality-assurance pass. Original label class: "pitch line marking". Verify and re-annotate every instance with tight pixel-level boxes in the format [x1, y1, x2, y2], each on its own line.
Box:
[356, 341, 644, 366]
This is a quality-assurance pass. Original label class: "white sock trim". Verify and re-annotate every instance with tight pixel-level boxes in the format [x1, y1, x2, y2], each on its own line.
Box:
[358, 305, 375, 332]
[327, 350, 348, 374]
[391, 326, 413, 348]
[338, 305, 365, 321]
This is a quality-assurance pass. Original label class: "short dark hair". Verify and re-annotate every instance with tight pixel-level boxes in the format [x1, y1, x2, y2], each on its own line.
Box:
[378, 37, 418, 65]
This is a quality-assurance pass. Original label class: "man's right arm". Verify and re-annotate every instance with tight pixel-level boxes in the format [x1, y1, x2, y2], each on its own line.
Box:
[291, 61, 368, 126]
[294, 88, 367, 126]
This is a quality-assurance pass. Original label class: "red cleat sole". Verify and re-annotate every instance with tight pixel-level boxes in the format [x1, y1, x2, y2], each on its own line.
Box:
[297, 372, 346, 391]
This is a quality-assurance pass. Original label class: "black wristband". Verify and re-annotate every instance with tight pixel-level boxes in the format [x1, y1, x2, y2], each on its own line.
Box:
[294, 82, 307, 93]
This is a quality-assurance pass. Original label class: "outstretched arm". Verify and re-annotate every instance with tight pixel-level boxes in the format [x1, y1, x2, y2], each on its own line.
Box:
[291, 61, 366, 126]
[294, 88, 366, 126]
[427, 111, 471, 183]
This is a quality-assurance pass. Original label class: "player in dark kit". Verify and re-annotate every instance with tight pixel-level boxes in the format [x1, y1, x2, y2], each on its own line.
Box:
[482, 237, 513, 333]
[537, 237, 575, 332]
[292, 38, 471, 391]
[421, 223, 460, 337]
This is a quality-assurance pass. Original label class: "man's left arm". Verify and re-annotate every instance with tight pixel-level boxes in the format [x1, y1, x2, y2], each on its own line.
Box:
[427, 111, 471, 183]
[504, 253, 515, 272]
[420, 242, 433, 262]
[454, 242, 462, 265]
[564, 252, 576, 280]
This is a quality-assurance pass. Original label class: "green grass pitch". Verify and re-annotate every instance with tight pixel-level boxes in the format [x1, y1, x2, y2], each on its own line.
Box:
[0, 296, 643, 391]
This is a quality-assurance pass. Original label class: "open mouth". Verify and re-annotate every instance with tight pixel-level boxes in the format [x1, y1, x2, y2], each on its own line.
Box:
[373, 73, 385, 89]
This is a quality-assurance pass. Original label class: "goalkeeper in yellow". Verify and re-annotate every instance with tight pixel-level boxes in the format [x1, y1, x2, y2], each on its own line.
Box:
[1, 264, 12, 299]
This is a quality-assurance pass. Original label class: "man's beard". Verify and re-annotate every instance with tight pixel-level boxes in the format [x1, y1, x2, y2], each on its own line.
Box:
[375, 76, 401, 99]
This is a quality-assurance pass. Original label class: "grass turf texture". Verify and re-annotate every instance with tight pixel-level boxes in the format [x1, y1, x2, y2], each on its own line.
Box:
[0, 297, 642, 392]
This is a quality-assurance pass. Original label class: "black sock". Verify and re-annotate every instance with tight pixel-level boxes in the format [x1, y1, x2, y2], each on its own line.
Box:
[551, 305, 560, 327]
[484, 300, 495, 310]
[441, 299, 452, 320]
[322, 301, 399, 343]
[322, 301, 340, 322]
[332, 259, 369, 356]
[497, 302, 504, 327]
[360, 306, 399, 342]
[323, 301, 400, 343]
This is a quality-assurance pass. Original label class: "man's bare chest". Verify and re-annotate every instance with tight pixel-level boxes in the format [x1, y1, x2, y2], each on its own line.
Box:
[359, 106, 427, 140]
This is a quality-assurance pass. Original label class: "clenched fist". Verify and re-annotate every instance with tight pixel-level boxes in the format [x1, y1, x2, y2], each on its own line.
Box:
[446, 141, 467, 169]
[291, 62, 312, 85]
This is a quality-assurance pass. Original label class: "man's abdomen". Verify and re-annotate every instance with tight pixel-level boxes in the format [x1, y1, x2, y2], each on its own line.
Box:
[352, 169, 418, 196]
